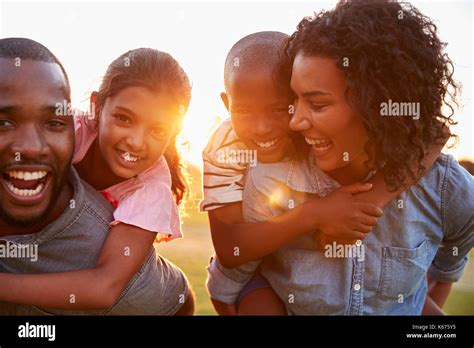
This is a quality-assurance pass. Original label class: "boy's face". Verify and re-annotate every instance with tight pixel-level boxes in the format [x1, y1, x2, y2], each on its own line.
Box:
[0, 58, 74, 227]
[222, 68, 293, 163]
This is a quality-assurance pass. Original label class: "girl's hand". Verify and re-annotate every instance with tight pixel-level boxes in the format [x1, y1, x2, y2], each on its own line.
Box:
[308, 183, 383, 241]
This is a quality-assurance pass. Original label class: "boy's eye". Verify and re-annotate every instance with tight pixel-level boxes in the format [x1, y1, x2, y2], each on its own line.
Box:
[272, 107, 289, 114]
[233, 109, 250, 114]
[114, 114, 131, 124]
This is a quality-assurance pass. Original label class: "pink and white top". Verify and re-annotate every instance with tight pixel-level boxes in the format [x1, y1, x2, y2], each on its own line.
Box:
[72, 115, 182, 242]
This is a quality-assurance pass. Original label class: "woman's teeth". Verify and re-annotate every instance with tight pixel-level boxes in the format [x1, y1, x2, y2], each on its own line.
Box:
[6, 182, 44, 196]
[304, 137, 332, 148]
[6, 170, 48, 180]
[253, 138, 280, 149]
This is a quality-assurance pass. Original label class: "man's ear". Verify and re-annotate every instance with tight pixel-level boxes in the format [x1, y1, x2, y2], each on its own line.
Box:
[220, 92, 229, 112]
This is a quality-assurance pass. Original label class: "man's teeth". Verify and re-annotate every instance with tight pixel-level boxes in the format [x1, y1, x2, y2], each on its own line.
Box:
[254, 138, 280, 149]
[6, 170, 48, 181]
[305, 137, 332, 147]
[6, 182, 44, 197]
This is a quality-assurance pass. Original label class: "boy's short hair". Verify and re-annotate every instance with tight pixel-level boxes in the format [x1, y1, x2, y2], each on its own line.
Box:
[224, 31, 289, 91]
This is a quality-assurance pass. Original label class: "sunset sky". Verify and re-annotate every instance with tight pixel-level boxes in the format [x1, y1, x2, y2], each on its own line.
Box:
[1, 0, 472, 164]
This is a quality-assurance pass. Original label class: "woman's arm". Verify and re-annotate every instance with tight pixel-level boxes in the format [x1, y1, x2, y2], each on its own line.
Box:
[209, 183, 382, 268]
[422, 274, 453, 315]
[0, 223, 156, 309]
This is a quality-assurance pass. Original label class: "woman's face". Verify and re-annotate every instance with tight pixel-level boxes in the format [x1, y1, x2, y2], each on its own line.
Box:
[289, 53, 370, 181]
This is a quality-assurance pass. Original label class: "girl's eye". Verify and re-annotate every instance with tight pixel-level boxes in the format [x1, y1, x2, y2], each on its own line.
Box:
[114, 114, 131, 124]
[152, 128, 167, 137]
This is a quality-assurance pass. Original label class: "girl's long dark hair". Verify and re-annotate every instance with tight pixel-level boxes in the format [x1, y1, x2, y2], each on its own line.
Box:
[95, 48, 191, 204]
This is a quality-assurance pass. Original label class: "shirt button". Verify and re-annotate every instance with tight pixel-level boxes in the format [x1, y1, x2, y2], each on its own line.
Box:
[355, 240, 362, 246]
[354, 283, 361, 291]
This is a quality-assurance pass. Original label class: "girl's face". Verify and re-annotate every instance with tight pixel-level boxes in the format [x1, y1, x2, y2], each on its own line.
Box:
[289, 53, 370, 182]
[96, 86, 178, 179]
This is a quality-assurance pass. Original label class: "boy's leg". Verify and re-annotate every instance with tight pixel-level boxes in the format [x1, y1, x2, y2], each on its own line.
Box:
[237, 287, 287, 315]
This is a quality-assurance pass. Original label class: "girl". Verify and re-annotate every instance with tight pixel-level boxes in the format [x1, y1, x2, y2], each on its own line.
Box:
[0, 48, 194, 314]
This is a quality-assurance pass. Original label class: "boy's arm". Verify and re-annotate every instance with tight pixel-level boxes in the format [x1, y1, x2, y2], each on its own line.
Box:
[209, 183, 382, 268]
[0, 223, 155, 309]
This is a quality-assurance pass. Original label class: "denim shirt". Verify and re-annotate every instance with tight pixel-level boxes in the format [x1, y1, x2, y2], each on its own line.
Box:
[0, 168, 188, 315]
[242, 153, 474, 315]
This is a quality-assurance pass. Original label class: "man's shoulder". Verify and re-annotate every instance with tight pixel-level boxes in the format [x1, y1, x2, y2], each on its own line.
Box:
[79, 178, 114, 225]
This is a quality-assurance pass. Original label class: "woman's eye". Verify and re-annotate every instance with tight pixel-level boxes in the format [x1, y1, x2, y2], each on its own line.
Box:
[114, 114, 131, 124]
[310, 104, 328, 112]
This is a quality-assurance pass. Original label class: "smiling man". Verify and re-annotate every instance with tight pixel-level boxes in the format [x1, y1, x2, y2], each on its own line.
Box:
[0, 38, 191, 315]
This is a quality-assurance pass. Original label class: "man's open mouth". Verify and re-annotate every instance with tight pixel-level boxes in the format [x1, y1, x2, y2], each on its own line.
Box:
[2, 170, 51, 197]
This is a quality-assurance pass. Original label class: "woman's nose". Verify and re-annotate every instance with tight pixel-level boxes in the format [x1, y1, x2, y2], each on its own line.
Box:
[289, 105, 311, 131]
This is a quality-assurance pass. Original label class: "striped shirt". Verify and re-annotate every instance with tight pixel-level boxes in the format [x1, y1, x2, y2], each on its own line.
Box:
[199, 118, 248, 211]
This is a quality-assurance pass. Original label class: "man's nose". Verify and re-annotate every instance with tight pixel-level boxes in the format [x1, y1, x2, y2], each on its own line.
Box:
[289, 102, 311, 132]
[11, 124, 49, 160]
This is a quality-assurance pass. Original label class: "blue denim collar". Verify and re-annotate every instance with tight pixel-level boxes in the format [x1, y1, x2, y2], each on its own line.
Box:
[286, 153, 341, 197]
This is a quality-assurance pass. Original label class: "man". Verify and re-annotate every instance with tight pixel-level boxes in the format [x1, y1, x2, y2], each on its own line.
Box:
[0, 37, 193, 315]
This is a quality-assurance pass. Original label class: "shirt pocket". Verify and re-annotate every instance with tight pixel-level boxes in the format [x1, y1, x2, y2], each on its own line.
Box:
[377, 240, 428, 298]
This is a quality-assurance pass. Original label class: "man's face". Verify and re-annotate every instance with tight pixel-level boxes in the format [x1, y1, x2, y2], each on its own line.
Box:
[0, 58, 74, 227]
[223, 68, 294, 163]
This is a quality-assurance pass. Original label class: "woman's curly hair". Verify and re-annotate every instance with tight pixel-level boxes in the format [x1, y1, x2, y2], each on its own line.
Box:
[282, 0, 459, 190]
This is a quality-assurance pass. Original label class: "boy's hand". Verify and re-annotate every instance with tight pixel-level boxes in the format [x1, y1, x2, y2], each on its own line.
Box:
[308, 183, 383, 241]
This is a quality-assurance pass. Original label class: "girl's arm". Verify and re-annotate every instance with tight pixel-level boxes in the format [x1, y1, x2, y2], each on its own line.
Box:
[0, 223, 156, 309]
[209, 183, 382, 268]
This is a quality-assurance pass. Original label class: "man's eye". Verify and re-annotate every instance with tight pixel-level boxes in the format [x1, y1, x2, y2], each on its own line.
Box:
[46, 120, 66, 128]
[114, 114, 131, 124]
[0, 119, 14, 128]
